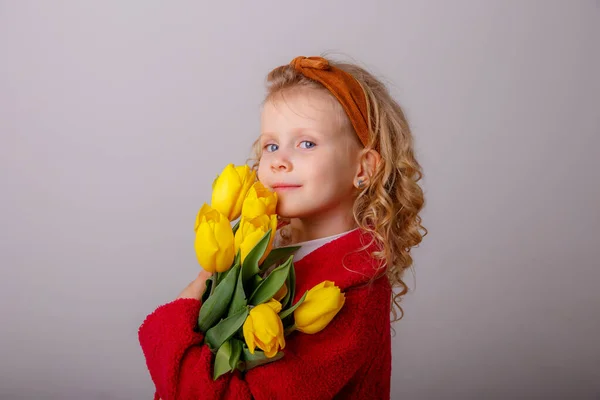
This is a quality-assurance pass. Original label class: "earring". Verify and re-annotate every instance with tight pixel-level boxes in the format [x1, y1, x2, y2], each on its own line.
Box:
[356, 179, 365, 189]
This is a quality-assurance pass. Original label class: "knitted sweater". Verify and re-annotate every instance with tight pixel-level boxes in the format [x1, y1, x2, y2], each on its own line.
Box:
[138, 229, 392, 400]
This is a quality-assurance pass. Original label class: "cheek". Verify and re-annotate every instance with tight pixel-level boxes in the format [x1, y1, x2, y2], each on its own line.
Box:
[257, 158, 267, 182]
[310, 157, 344, 177]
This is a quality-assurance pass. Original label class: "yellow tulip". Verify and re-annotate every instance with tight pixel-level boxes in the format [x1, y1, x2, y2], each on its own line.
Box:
[211, 164, 256, 221]
[241, 181, 278, 219]
[294, 281, 345, 334]
[234, 214, 277, 264]
[194, 203, 235, 273]
[243, 299, 285, 358]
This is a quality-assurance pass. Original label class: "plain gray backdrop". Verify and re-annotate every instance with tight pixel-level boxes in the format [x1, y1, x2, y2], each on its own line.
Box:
[1, 1, 599, 399]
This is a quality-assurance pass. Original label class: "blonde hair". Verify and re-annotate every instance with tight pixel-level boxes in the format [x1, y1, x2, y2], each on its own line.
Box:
[249, 57, 427, 322]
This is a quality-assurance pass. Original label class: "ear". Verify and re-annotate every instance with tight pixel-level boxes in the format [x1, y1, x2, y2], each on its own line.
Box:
[354, 149, 381, 188]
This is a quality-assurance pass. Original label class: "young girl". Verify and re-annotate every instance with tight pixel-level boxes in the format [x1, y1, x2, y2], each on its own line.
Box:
[139, 55, 426, 399]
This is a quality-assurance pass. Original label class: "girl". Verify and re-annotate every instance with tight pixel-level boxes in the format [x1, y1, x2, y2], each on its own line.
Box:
[139, 55, 426, 400]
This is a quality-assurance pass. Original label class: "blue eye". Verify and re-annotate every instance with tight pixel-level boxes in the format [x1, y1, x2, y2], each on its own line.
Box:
[299, 141, 316, 149]
[264, 143, 279, 152]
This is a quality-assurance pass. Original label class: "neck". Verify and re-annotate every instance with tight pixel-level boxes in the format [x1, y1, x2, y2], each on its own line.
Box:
[288, 209, 357, 244]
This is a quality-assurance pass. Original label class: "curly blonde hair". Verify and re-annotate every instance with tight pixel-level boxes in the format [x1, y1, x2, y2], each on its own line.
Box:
[248, 57, 427, 322]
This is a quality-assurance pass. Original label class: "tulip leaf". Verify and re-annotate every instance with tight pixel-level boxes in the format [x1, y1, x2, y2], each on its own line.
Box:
[280, 262, 297, 323]
[280, 260, 296, 309]
[234, 248, 241, 266]
[227, 261, 247, 317]
[228, 338, 243, 371]
[281, 262, 296, 308]
[242, 275, 263, 310]
[249, 255, 293, 306]
[215, 270, 226, 287]
[205, 307, 249, 351]
[201, 276, 213, 304]
[217, 253, 240, 286]
[231, 219, 241, 235]
[288, 260, 296, 307]
[240, 346, 285, 371]
[278, 290, 308, 320]
[213, 340, 233, 381]
[260, 245, 301, 273]
[198, 264, 239, 332]
[249, 274, 262, 291]
[242, 229, 272, 282]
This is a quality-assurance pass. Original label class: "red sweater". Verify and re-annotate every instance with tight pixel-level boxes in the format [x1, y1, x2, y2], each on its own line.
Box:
[138, 229, 392, 400]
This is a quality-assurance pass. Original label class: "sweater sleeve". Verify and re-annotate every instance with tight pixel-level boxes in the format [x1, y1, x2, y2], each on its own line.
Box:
[138, 279, 388, 400]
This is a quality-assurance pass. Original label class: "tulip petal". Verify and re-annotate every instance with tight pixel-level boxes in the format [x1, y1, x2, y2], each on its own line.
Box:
[263, 346, 278, 358]
[233, 166, 256, 219]
[212, 164, 243, 220]
[265, 298, 282, 313]
[195, 218, 219, 272]
[243, 315, 256, 354]
[213, 215, 235, 272]
[244, 302, 285, 358]
[241, 181, 277, 219]
[240, 229, 266, 263]
[258, 215, 278, 265]
[294, 281, 345, 334]
[194, 203, 213, 232]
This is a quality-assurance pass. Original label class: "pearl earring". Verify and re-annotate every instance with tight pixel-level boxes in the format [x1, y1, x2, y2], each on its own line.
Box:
[356, 179, 365, 189]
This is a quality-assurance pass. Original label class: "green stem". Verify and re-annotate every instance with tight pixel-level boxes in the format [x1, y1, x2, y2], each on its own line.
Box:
[284, 324, 296, 336]
[210, 273, 218, 297]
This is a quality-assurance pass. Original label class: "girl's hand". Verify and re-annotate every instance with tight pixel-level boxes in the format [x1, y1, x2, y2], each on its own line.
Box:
[176, 269, 213, 301]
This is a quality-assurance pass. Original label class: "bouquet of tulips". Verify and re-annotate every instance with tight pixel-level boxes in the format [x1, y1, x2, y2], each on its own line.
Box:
[193, 164, 346, 380]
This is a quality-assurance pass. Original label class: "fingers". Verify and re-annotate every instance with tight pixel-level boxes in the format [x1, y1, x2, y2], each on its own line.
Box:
[176, 271, 212, 301]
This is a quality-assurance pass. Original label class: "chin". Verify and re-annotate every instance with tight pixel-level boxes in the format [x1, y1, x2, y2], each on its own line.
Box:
[276, 202, 308, 219]
[276, 206, 320, 220]
[275, 207, 296, 219]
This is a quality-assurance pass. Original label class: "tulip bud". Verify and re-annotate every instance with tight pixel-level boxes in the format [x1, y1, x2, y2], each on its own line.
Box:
[294, 281, 345, 334]
[243, 299, 285, 358]
[241, 181, 278, 219]
[194, 203, 235, 273]
[211, 164, 256, 221]
[234, 214, 278, 264]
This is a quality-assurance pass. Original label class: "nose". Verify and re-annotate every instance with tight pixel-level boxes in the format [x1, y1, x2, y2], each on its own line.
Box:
[271, 152, 292, 172]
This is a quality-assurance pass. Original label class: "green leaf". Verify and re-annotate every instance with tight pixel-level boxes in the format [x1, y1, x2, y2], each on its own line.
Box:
[281, 262, 296, 325]
[213, 340, 233, 380]
[278, 290, 308, 320]
[197, 264, 240, 332]
[240, 346, 285, 371]
[284, 324, 297, 336]
[288, 260, 296, 309]
[227, 259, 248, 317]
[249, 255, 293, 306]
[201, 276, 213, 304]
[280, 260, 294, 308]
[229, 338, 243, 371]
[205, 307, 249, 351]
[260, 245, 301, 273]
[248, 274, 263, 295]
[216, 254, 239, 286]
[241, 229, 272, 282]
[231, 219, 241, 235]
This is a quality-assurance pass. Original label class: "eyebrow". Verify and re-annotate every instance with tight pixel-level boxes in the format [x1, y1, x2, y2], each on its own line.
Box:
[260, 128, 324, 139]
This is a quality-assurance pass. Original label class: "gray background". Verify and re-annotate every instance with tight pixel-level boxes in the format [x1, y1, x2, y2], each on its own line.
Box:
[1, 1, 599, 399]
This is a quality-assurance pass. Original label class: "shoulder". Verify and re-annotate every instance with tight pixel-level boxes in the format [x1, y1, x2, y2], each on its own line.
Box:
[293, 229, 389, 297]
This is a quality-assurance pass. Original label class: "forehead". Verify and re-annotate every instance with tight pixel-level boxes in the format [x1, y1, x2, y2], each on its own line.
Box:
[261, 88, 349, 134]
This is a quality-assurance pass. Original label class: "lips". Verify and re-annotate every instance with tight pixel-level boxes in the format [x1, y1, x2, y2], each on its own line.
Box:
[271, 184, 302, 191]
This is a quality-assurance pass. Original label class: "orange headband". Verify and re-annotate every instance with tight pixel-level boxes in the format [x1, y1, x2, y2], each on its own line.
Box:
[289, 56, 371, 148]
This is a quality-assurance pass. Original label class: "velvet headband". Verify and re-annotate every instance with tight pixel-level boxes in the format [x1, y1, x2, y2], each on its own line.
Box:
[289, 56, 371, 148]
